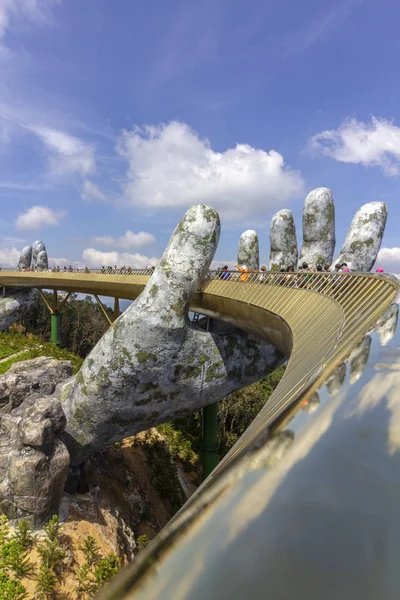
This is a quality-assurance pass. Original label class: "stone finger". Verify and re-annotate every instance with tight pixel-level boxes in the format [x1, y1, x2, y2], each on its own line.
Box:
[32, 240, 46, 268]
[374, 303, 399, 346]
[135, 204, 220, 326]
[237, 230, 259, 270]
[17, 245, 32, 270]
[349, 336, 371, 384]
[299, 187, 335, 268]
[333, 202, 387, 271]
[269, 209, 298, 271]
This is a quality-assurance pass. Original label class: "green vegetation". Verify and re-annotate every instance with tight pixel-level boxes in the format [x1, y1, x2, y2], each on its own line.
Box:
[157, 422, 200, 470]
[137, 535, 150, 550]
[136, 430, 187, 512]
[0, 330, 83, 374]
[0, 514, 33, 599]
[0, 513, 123, 600]
[21, 292, 112, 358]
[158, 365, 286, 477]
[75, 535, 120, 599]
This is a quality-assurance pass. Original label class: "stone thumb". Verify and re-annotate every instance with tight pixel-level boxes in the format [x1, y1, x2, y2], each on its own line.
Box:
[137, 204, 220, 324]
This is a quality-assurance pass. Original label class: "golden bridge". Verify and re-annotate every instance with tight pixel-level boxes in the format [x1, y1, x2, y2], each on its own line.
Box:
[0, 269, 398, 598]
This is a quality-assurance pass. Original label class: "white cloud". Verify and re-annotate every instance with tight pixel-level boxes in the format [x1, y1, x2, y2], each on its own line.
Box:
[376, 247, 400, 273]
[0, 246, 21, 267]
[308, 117, 400, 175]
[116, 121, 304, 221]
[81, 248, 158, 269]
[82, 180, 107, 202]
[92, 230, 156, 250]
[15, 205, 65, 230]
[31, 125, 95, 176]
[0, 0, 56, 41]
[48, 257, 77, 268]
[0, 105, 96, 178]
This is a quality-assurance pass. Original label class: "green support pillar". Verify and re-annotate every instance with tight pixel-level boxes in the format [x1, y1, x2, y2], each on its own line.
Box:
[201, 402, 219, 480]
[50, 312, 61, 346]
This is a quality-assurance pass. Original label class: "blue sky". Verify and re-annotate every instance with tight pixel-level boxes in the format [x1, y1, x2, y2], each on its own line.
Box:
[0, 0, 400, 271]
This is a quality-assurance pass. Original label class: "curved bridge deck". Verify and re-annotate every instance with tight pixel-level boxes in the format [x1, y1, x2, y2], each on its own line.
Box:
[0, 269, 397, 472]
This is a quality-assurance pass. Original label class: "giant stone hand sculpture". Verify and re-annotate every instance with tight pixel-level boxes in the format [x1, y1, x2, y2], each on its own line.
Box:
[0, 241, 49, 331]
[266, 187, 386, 271]
[59, 205, 283, 464]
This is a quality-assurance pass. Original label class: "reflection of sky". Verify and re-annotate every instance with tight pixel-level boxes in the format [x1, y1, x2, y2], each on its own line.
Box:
[137, 305, 400, 599]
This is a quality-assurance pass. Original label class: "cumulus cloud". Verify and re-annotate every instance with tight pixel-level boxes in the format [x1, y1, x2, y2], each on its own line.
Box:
[0, 246, 21, 267]
[376, 247, 400, 273]
[308, 117, 400, 175]
[15, 205, 65, 230]
[81, 248, 158, 269]
[48, 257, 74, 268]
[82, 180, 107, 202]
[92, 230, 156, 250]
[116, 121, 304, 221]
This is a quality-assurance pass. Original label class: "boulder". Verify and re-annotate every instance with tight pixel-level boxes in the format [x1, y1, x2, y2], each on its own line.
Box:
[0, 392, 70, 526]
[0, 357, 72, 413]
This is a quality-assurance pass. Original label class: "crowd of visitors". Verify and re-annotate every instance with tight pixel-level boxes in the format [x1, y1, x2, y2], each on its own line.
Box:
[216, 262, 385, 283]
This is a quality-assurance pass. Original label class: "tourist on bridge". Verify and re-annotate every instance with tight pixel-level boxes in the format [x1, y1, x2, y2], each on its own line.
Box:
[235, 264, 249, 282]
[219, 265, 232, 280]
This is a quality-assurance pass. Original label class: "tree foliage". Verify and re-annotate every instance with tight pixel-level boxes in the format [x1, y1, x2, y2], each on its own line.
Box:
[22, 293, 112, 357]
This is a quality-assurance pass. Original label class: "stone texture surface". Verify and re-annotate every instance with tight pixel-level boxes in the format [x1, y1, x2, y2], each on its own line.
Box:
[0, 359, 71, 526]
[0, 357, 72, 413]
[298, 187, 335, 268]
[17, 245, 32, 270]
[31, 240, 46, 268]
[0, 239, 49, 330]
[37, 249, 49, 270]
[58, 205, 284, 464]
[237, 230, 259, 270]
[326, 363, 347, 396]
[374, 303, 399, 346]
[269, 209, 298, 271]
[334, 202, 387, 271]
[0, 288, 37, 331]
[349, 335, 371, 384]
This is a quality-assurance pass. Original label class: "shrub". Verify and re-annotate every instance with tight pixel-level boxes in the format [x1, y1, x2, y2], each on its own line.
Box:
[137, 534, 150, 550]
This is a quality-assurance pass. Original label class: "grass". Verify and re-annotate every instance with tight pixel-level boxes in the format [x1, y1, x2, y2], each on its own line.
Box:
[0, 331, 83, 375]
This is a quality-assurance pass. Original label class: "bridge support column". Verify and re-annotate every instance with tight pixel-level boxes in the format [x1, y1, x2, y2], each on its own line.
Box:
[38, 289, 71, 346]
[202, 403, 219, 480]
[50, 312, 61, 346]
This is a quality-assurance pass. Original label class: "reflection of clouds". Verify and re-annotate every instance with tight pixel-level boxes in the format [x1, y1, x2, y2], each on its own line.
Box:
[374, 303, 399, 346]
[302, 391, 320, 414]
[349, 336, 371, 384]
[225, 390, 346, 543]
[326, 363, 346, 396]
[347, 370, 400, 455]
[136, 550, 206, 600]
[133, 432, 297, 599]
